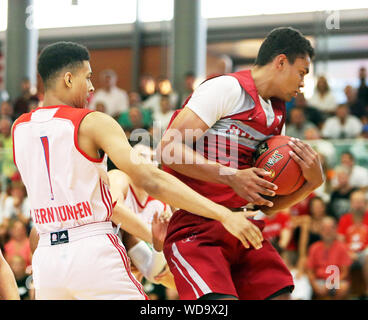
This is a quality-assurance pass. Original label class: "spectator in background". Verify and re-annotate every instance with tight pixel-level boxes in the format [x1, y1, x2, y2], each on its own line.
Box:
[138, 74, 156, 102]
[117, 106, 153, 138]
[261, 210, 292, 254]
[153, 95, 175, 135]
[8, 255, 33, 300]
[344, 84, 368, 123]
[0, 101, 15, 122]
[1, 179, 31, 230]
[89, 69, 129, 119]
[26, 96, 40, 112]
[4, 220, 32, 268]
[307, 217, 351, 300]
[13, 78, 38, 119]
[0, 88, 9, 108]
[0, 117, 17, 180]
[321, 104, 363, 139]
[304, 126, 336, 169]
[337, 190, 368, 297]
[308, 75, 336, 116]
[293, 92, 325, 128]
[332, 152, 368, 190]
[357, 67, 368, 109]
[329, 166, 357, 220]
[179, 71, 196, 107]
[286, 107, 317, 140]
[307, 197, 328, 247]
[94, 101, 106, 113]
[142, 77, 178, 115]
[128, 91, 142, 109]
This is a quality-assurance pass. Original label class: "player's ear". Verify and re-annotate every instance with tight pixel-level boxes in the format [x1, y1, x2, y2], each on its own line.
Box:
[64, 72, 73, 88]
[274, 54, 288, 70]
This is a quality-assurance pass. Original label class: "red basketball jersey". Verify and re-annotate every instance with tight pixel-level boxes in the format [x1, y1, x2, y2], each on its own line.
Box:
[163, 70, 286, 208]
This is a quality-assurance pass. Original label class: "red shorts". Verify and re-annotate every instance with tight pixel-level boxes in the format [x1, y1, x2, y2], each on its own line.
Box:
[163, 210, 294, 300]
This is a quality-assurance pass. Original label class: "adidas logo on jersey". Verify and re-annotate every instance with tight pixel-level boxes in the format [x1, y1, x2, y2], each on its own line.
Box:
[50, 230, 69, 245]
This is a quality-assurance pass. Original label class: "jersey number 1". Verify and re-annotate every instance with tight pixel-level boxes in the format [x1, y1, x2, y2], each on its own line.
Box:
[40, 136, 55, 200]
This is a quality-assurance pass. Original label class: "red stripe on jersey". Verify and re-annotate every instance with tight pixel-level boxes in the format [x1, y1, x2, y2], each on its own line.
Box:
[103, 183, 113, 220]
[106, 234, 148, 300]
[100, 179, 111, 221]
[40, 136, 55, 200]
[128, 185, 146, 209]
[53, 106, 104, 163]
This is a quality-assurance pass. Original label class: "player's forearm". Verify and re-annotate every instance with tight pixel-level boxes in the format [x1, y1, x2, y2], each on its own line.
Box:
[111, 201, 152, 244]
[142, 167, 232, 223]
[0, 256, 20, 300]
[260, 181, 317, 215]
[158, 140, 234, 185]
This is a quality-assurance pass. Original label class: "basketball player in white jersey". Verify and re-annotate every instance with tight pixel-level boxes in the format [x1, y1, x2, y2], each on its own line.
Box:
[108, 143, 175, 289]
[12, 42, 272, 300]
[0, 250, 20, 300]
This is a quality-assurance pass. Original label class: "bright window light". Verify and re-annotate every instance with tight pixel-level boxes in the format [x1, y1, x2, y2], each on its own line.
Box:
[0, 0, 7, 31]
[201, 0, 368, 18]
[138, 0, 173, 22]
[33, 0, 136, 29]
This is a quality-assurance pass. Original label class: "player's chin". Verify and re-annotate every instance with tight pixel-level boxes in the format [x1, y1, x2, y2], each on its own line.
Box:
[283, 93, 294, 102]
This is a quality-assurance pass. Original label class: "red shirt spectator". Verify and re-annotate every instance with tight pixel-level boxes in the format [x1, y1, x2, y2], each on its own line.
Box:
[4, 220, 32, 267]
[263, 211, 291, 241]
[307, 239, 352, 280]
[289, 193, 315, 216]
[337, 211, 368, 252]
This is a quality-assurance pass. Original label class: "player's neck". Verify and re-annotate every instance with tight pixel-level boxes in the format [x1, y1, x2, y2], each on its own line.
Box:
[251, 66, 276, 101]
[43, 91, 72, 108]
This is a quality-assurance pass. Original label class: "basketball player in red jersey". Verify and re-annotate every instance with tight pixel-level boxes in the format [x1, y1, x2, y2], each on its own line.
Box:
[12, 42, 271, 299]
[0, 250, 20, 300]
[158, 27, 324, 300]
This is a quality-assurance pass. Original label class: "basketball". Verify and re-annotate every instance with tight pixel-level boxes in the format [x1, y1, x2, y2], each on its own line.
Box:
[253, 135, 305, 195]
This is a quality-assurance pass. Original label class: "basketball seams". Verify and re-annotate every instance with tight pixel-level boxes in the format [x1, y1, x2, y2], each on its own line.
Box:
[286, 169, 304, 195]
[271, 156, 292, 184]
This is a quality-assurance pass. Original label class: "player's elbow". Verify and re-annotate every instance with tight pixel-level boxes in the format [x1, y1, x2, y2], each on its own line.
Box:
[140, 169, 163, 197]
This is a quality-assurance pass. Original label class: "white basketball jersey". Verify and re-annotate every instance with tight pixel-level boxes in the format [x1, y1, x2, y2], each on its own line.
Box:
[124, 185, 170, 225]
[12, 105, 113, 234]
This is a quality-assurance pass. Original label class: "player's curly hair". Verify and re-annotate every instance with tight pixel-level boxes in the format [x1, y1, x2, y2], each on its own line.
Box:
[255, 27, 314, 66]
[37, 41, 90, 88]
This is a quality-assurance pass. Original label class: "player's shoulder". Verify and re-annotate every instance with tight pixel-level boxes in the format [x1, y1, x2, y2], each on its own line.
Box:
[108, 169, 131, 185]
[201, 75, 240, 90]
[80, 110, 115, 130]
[191, 75, 242, 104]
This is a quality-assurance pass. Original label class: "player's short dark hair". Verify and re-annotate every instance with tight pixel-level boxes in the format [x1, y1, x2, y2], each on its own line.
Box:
[37, 41, 90, 88]
[255, 27, 314, 66]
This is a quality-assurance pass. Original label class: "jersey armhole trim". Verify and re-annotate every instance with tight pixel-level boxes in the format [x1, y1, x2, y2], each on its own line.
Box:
[73, 110, 104, 163]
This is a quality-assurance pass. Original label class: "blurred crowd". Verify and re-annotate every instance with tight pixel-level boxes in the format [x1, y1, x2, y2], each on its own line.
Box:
[1, 65, 368, 300]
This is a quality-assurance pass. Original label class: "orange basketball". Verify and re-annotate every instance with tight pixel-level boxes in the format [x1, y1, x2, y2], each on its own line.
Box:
[253, 135, 305, 195]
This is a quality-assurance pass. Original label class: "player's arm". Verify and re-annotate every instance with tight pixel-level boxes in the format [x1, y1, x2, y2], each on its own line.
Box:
[0, 250, 20, 300]
[108, 169, 152, 243]
[157, 107, 277, 207]
[258, 138, 324, 216]
[29, 226, 39, 254]
[81, 111, 263, 250]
